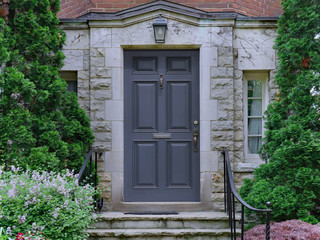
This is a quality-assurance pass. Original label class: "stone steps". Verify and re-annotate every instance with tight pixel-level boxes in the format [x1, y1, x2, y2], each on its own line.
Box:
[87, 229, 233, 240]
[88, 212, 240, 240]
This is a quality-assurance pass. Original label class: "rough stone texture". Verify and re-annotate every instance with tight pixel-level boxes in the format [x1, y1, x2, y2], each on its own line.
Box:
[211, 67, 234, 78]
[97, 171, 112, 211]
[64, 30, 90, 50]
[238, 48, 276, 70]
[212, 27, 233, 47]
[234, 28, 277, 50]
[234, 28, 277, 70]
[83, 49, 90, 71]
[111, 22, 154, 46]
[91, 48, 106, 58]
[211, 43, 235, 177]
[90, 28, 112, 48]
[91, 67, 112, 78]
[90, 79, 111, 90]
[166, 21, 211, 46]
[93, 142, 112, 151]
[61, 50, 84, 70]
[91, 121, 112, 132]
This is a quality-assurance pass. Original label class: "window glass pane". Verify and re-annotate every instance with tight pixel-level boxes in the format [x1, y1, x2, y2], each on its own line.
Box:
[59, 71, 78, 94]
[248, 99, 262, 116]
[248, 137, 261, 154]
[67, 81, 77, 93]
[248, 118, 262, 135]
[248, 80, 262, 97]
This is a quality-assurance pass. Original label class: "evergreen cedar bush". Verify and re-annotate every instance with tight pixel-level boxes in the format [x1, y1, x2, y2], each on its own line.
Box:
[239, 0, 320, 223]
[239, 220, 320, 240]
[0, 0, 94, 172]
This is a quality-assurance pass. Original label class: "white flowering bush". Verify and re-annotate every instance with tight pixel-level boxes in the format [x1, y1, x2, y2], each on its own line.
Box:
[0, 166, 96, 239]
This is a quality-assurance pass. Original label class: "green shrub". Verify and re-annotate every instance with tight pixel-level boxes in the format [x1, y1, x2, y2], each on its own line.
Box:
[0, 167, 96, 239]
[240, 0, 320, 224]
[0, 227, 8, 240]
[0, 0, 94, 172]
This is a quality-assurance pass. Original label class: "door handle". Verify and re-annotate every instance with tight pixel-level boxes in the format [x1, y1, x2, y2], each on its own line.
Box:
[193, 129, 199, 152]
[160, 73, 164, 89]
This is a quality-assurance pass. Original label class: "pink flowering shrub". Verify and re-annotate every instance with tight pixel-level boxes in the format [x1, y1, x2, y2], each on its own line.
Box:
[240, 219, 320, 240]
[0, 167, 96, 239]
[0, 228, 45, 240]
[14, 232, 47, 240]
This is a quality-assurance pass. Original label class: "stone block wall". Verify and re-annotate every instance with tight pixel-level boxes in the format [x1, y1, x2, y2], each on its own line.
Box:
[210, 31, 235, 210]
[208, 22, 279, 210]
[61, 24, 112, 210]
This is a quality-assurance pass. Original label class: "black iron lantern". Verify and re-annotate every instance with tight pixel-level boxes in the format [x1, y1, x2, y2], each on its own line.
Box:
[152, 15, 167, 43]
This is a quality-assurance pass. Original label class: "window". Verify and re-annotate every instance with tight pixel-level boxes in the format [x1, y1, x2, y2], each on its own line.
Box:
[59, 71, 78, 94]
[244, 72, 269, 156]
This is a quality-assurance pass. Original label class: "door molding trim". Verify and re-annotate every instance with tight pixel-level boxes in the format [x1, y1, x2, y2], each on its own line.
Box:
[123, 50, 200, 202]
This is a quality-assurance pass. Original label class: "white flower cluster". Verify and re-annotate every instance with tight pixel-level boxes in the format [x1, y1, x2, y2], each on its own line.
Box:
[310, 86, 320, 96]
[310, 86, 320, 112]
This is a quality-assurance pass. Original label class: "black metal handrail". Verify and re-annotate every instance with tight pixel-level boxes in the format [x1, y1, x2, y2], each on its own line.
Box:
[222, 150, 271, 240]
[77, 149, 104, 212]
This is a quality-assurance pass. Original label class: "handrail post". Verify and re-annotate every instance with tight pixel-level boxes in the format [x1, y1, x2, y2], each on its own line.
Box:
[94, 152, 98, 189]
[94, 152, 98, 207]
[232, 194, 236, 240]
[223, 151, 227, 213]
[89, 154, 92, 184]
[241, 204, 244, 240]
[266, 202, 271, 240]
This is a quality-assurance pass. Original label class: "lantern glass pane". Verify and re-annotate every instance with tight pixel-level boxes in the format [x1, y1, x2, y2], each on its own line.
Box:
[154, 26, 166, 42]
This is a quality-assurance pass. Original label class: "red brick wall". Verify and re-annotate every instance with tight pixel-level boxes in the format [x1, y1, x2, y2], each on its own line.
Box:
[58, 0, 283, 19]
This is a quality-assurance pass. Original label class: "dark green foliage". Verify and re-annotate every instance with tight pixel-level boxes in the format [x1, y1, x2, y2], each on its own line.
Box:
[240, 0, 320, 223]
[0, 0, 94, 172]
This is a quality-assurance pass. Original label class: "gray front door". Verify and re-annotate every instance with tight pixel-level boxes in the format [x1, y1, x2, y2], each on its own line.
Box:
[124, 50, 200, 202]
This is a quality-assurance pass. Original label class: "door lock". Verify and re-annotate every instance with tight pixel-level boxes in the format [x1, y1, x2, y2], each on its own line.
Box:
[193, 120, 199, 125]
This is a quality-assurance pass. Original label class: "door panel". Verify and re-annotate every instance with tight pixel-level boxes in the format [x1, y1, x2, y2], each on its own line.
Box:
[133, 57, 158, 74]
[133, 141, 158, 188]
[167, 82, 191, 131]
[167, 57, 191, 74]
[124, 50, 199, 202]
[133, 82, 158, 131]
[167, 141, 192, 188]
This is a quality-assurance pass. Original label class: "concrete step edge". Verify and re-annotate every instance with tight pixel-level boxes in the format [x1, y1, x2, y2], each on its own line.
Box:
[87, 228, 240, 237]
[95, 212, 241, 221]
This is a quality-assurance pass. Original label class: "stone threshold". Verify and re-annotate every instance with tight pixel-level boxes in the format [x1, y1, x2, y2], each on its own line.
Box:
[95, 211, 231, 221]
[110, 202, 213, 212]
